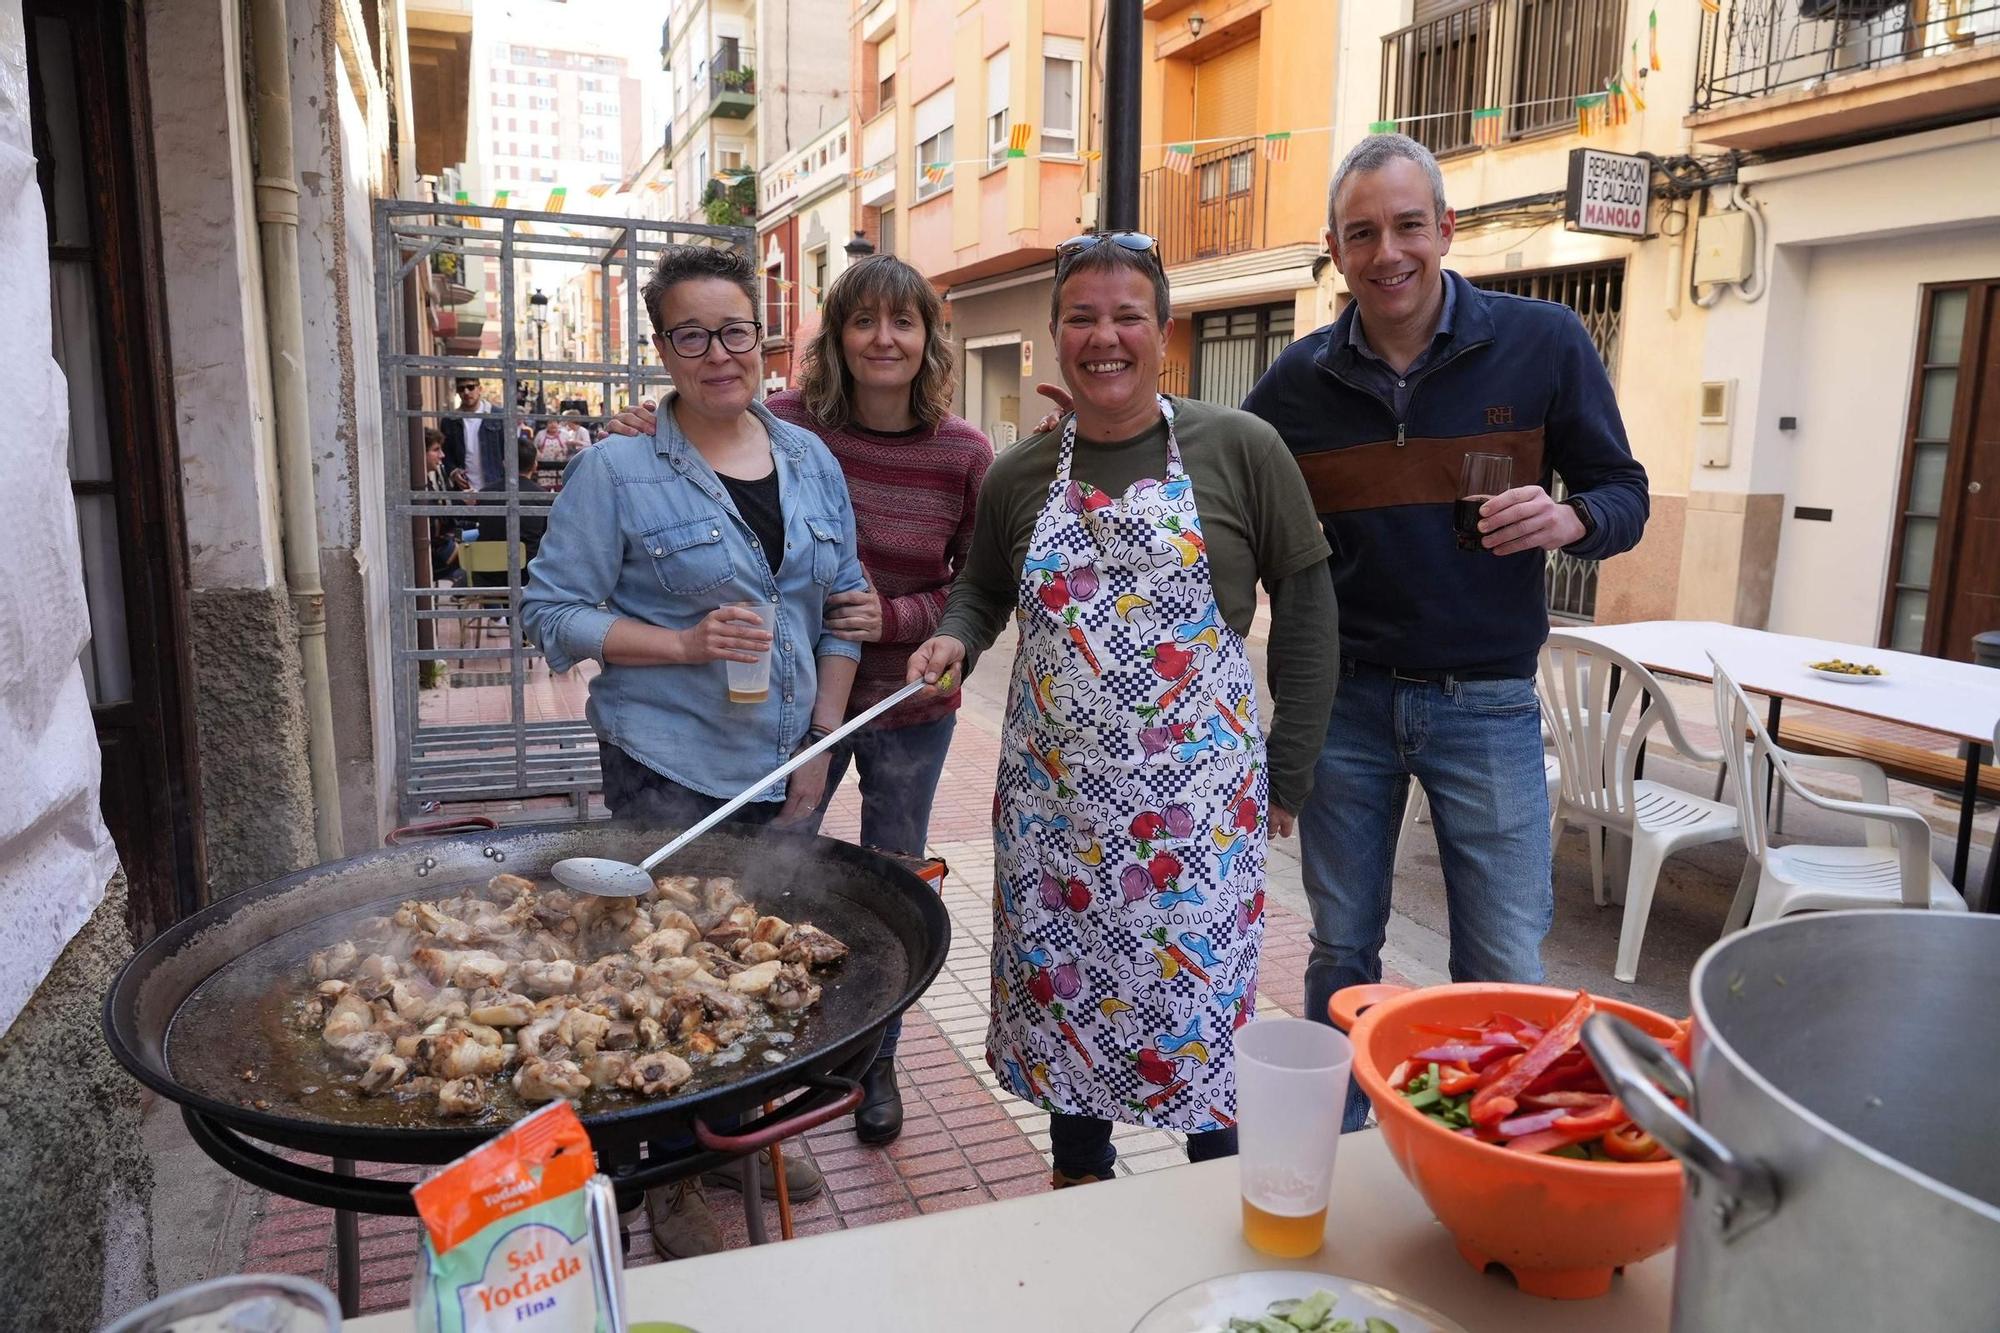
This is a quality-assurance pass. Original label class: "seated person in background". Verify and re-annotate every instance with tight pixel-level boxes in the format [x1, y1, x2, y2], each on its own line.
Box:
[535, 417, 572, 467]
[470, 438, 552, 586]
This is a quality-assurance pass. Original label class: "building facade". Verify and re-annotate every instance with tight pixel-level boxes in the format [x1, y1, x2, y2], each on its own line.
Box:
[1139, 0, 1340, 406]
[662, 0, 758, 225]
[758, 118, 855, 387]
[1679, 6, 2000, 657]
[866, 0, 1098, 446]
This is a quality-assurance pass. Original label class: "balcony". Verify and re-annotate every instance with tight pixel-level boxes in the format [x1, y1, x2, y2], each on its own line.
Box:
[709, 39, 756, 119]
[1379, 0, 1626, 158]
[1689, 0, 2000, 149]
[1139, 138, 1267, 268]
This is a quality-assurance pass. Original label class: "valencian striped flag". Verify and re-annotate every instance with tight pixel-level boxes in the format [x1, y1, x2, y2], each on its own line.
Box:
[1368, 120, 1397, 135]
[1649, 7, 1663, 67]
[545, 186, 567, 213]
[1629, 43, 1650, 110]
[1606, 77, 1630, 126]
[1262, 131, 1291, 162]
[492, 190, 510, 208]
[922, 162, 950, 184]
[1008, 123, 1033, 158]
[1471, 108, 1502, 146]
[1163, 143, 1194, 174]
[585, 183, 614, 198]
[1574, 93, 1608, 137]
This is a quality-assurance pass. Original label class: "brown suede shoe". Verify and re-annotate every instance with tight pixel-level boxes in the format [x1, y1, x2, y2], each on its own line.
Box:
[701, 1144, 825, 1201]
[646, 1179, 724, 1260]
[1050, 1167, 1117, 1188]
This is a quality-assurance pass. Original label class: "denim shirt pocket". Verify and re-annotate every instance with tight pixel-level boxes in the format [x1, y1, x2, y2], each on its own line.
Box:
[644, 516, 734, 596]
[805, 515, 843, 587]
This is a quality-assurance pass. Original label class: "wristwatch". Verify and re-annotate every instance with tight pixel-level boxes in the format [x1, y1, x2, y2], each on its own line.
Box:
[1566, 496, 1597, 541]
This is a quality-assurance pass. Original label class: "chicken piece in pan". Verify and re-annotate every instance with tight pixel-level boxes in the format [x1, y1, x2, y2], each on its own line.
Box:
[778, 923, 848, 968]
[514, 1057, 592, 1103]
[618, 1051, 693, 1097]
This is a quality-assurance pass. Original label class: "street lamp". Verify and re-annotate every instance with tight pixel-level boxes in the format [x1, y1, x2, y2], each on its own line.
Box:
[844, 230, 875, 262]
[528, 288, 549, 416]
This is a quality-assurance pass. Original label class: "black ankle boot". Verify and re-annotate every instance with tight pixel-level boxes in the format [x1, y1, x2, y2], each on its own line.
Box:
[854, 1056, 903, 1145]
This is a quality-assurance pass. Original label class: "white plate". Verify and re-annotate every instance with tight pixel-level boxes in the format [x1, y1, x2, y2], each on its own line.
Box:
[1808, 665, 1887, 684]
[1131, 1270, 1468, 1333]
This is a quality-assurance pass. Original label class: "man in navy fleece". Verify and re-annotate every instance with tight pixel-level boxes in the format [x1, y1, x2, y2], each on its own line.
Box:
[1242, 134, 1649, 1131]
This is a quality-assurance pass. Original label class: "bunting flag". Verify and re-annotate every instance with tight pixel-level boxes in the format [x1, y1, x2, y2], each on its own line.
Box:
[646, 180, 668, 192]
[1262, 131, 1291, 161]
[1470, 108, 1503, 147]
[1163, 143, 1195, 174]
[545, 187, 567, 213]
[922, 162, 950, 184]
[1699, 0, 1719, 12]
[1080, 149, 1103, 161]
[453, 189, 480, 228]
[1574, 93, 1608, 137]
[1649, 7, 1663, 68]
[1007, 123, 1033, 158]
[492, 190, 510, 208]
[1606, 77, 1630, 127]
[1368, 119, 1398, 134]
[585, 183, 614, 198]
[1629, 43, 1651, 111]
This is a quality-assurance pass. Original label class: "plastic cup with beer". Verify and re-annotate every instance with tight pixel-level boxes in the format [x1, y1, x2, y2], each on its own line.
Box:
[724, 601, 774, 704]
[1234, 1017, 1354, 1258]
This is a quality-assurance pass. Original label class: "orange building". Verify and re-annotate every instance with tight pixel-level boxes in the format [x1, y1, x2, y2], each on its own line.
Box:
[1138, 0, 1340, 406]
[854, 0, 1097, 446]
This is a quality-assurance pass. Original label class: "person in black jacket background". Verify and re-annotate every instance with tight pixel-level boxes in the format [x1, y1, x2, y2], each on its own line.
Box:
[442, 376, 507, 492]
[1242, 133, 1649, 1132]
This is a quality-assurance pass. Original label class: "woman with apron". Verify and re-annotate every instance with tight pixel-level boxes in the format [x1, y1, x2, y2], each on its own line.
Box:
[909, 233, 1340, 1183]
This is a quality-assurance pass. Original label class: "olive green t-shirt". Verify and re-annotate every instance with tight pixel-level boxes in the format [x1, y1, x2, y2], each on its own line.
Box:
[937, 396, 1338, 809]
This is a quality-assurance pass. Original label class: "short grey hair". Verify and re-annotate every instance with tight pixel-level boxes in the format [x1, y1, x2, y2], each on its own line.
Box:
[1327, 133, 1450, 233]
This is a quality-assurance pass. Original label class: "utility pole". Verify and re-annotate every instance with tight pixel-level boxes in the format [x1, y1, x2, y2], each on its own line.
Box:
[1102, 0, 1142, 231]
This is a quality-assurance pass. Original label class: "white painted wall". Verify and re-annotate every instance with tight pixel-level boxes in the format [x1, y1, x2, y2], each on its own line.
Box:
[1698, 122, 2000, 642]
[147, 0, 284, 593]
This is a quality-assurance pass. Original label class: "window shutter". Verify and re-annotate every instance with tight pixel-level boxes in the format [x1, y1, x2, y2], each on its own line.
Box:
[1192, 39, 1259, 141]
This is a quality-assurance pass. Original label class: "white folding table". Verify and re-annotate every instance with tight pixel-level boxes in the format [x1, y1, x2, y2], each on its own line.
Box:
[1555, 620, 1999, 902]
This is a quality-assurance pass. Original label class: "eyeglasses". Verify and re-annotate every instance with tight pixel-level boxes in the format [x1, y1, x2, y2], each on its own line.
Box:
[1054, 231, 1159, 273]
[661, 320, 762, 359]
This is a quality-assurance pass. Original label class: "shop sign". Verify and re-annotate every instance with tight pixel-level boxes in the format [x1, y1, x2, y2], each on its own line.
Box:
[1565, 149, 1651, 237]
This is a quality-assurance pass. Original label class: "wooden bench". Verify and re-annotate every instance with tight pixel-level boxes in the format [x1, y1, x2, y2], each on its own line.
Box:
[1776, 718, 2000, 803]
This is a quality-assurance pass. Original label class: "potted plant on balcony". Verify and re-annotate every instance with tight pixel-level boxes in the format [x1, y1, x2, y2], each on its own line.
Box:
[719, 65, 755, 93]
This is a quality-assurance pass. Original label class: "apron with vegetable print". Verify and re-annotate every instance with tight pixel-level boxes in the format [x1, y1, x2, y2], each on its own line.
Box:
[988, 397, 1268, 1133]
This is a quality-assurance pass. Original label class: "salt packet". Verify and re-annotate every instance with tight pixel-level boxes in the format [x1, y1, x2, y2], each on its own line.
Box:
[411, 1101, 626, 1333]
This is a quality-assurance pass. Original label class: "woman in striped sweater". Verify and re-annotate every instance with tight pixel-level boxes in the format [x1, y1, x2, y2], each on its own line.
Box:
[610, 255, 992, 1146]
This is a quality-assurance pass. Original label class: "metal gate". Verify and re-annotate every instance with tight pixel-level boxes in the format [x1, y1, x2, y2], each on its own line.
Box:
[375, 198, 752, 820]
[1473, 261, 1625, 622]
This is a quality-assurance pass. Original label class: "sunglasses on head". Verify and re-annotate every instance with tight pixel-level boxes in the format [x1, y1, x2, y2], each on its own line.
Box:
[1054, 231, 1159, 272]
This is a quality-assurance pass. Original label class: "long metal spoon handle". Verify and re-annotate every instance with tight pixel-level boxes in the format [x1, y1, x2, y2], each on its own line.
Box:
[636, 676, 934, 874]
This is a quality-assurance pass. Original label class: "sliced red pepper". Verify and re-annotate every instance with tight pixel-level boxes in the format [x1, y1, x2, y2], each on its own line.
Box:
[1473, 1051, 1524, 1091]
[1503, 1121, 1607, 1155]
[1669, 1018, 1695, 1069]
[1469, 991, 1594, 1126]
[1520, 1090, 1612, 1109]
[1603, 1122, 1662, 1162]
[1552, 1096, 1626, 1135]
[1523, 1048, 1602, 1095]
[1436, 1063, 1481, 1096]
[1491, 1013, 1546, 1041]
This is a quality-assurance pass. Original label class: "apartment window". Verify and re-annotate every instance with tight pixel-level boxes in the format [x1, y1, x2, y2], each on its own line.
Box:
[810, 247, 828, 306]
[765, 260, 786, 338]
[871, 39, 895, 113]
[1380, 0, 1625, 155]
[720, 148, 744, 170]
[878, 208, 896, 256]
[914, 87, 954, 201]
[1043, 38, 1082, 157]
[984, 50, 1012, 169]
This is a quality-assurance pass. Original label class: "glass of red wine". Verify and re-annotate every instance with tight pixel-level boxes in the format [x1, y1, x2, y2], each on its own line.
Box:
[1455, 453, 1513, 551]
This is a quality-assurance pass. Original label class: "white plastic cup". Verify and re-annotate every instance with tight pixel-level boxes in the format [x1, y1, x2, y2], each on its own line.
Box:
[1234, 1017, 1354, 1258]
[724, 601, 774, 704]
[98, 1274, 340, 1332]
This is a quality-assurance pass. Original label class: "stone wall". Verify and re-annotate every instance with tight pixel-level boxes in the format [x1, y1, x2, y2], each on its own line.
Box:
[0, 874, 154, 1331]
[189, 587, 318, 898]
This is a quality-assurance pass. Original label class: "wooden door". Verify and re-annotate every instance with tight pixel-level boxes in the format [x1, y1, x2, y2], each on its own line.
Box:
[27, 0, 205, 940]
[1933, 284, 2000, 660]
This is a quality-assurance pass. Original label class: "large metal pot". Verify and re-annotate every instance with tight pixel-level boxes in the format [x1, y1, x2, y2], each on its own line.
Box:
[1584, 910, 2000, 1331]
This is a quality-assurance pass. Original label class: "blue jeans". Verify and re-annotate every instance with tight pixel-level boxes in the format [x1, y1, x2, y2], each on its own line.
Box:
[807, 712, 956, 1060]
[1048, 1113, 1238, 1179]
[1298, 663, 1553, 1132]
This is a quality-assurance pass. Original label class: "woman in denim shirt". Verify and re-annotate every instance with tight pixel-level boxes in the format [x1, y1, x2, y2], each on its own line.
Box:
[522, 243, 868, 831]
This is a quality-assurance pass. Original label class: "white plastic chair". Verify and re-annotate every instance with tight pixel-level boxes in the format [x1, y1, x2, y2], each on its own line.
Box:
[1710, 657, 1966, 929]
[1395, 753, 1563, 870]
[1539, 632, 1740, 983]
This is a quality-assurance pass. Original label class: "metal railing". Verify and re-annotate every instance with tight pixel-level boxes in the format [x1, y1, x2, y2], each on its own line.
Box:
[1380, 0, 1627, 156]
[1139, 138, 1265, 268]
[710, 38, 756, 96]
[375, 199, 753, 818]
[1694, 0, 1998, 108]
